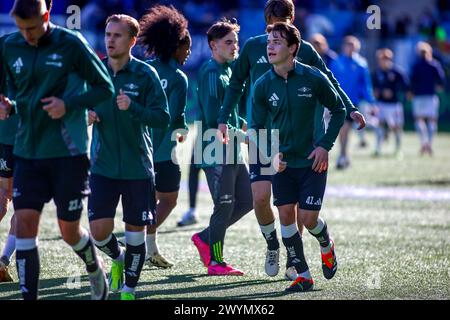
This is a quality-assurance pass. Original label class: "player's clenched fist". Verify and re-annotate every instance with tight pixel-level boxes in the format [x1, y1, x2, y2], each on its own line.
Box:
[0, 95, 12, 120]
[117, 89, 131, 110]
[88, 110, 100, 125]
[41, 96, 66, 119]
[273, 152, 287, 173]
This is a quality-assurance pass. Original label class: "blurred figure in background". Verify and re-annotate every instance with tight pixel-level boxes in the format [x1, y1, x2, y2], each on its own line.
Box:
[409, 41, 445, 156]
[330, 35, 374, 169]
[309, 33, 338, 67]
[177, 148, 201, 227]
[310, 33, 338, 128]
[372, 48, 409, 158]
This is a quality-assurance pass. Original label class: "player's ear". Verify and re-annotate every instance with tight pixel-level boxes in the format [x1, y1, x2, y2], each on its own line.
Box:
[289, 44, 296, 56]
[209, 40, 216, 52]
[130, 36, 137, 47]
[43, 11, 49, 23]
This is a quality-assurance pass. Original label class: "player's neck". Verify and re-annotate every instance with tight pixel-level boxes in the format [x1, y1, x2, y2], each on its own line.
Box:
[108, 54, 131, 75]
[212, 52, 227, 65]
[273, 59, 295, 79]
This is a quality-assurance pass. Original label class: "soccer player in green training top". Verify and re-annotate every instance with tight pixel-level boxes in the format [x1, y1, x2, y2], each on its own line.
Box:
[217, 0, 365, 281]
[0, 0, 114, 300]
[138, 4, 191, 269]
[191, 18, 253, 275]
[0, 0, 83, 284]
[252, 22, 345, 292]
[87, 14, 170, 300]
[0, 0, 60, 286]
[0, 32, 17, 283]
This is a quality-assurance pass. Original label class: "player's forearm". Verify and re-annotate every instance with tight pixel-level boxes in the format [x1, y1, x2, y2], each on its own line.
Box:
[317, 107, 346, 151]
[65, 82, 113, 111]
[170, 113, 188, 131]
[128, 101, 170, 128]
[218, 80, 245, 124]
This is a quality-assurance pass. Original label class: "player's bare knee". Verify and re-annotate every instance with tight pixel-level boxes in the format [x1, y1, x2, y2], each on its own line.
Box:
[125, 224, 145, 233]
[253, 192, 270, 210]
[15, 211, 40, 238]
[89, 220, 113, 242]
[300, 214, 320, 230]
[158, 193, 178, 211]
[167, 197, 178, 211]
[59, 222, 83, 245]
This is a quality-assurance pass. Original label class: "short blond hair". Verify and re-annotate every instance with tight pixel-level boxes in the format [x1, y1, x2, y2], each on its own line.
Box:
[106, 14, 140, 38]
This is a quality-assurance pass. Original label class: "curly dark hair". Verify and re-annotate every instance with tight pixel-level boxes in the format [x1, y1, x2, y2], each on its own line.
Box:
[138, 5, 190, 61]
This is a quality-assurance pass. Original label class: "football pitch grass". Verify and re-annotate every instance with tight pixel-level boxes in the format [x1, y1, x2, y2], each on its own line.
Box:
[0, 132, 449, 300]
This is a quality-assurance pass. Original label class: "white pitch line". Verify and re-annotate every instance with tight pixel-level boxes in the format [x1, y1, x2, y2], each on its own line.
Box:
[326, 185, 450, 202]
[181, 182, 450, 202]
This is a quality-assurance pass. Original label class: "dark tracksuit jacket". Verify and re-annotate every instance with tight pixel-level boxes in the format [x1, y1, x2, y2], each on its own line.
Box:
[0, 33, 19, 146]
[196, 58, 253, 264]
[251, 61, 346, 169]
[90, 57, 170, 180]
[147, 58, 188, 164]
[218, 35, 356, 142]
[1, 24, 114, 159]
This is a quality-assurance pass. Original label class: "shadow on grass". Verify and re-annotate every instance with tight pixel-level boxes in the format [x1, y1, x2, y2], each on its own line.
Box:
[157, 225, 208, 235]
[114, 225, 208, 241]
[0, 275, 92, 300]
[0, 273, 292, 300]
[136, 274, 290, 300]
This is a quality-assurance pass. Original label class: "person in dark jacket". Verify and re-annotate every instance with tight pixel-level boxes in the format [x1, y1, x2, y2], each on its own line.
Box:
[410, 41, 445, 155]
[0, 0, 114, 300]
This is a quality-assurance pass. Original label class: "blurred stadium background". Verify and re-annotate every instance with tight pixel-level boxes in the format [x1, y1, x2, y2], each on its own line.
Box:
[1, 0, 449, 130]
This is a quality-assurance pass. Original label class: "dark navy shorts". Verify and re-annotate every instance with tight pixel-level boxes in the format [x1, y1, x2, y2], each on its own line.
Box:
[88, 173, 156, 226]
[272, 167, 327, 211]
[13, 155, 90, 221]
[0, 144, 14, 178]
[248, 162, 273, 184]
[154, 160, 181, 193]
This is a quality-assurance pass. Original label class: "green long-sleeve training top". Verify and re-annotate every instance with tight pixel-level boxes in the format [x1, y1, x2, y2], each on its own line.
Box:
[0, 33, 18, 146]
[218, 34, 357, 141]
[196, 59, 246, 168]
[251, 61, 346, 168]
[90, 56, 170, 180]
[1, 24, 114, 159]
[148, 58, 188, 163]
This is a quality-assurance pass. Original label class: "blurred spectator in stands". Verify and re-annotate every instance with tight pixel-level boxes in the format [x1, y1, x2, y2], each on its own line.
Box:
[330, 35, 375, 169]
[310, 33, 338, 66]
[372, 48, 409, 158]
